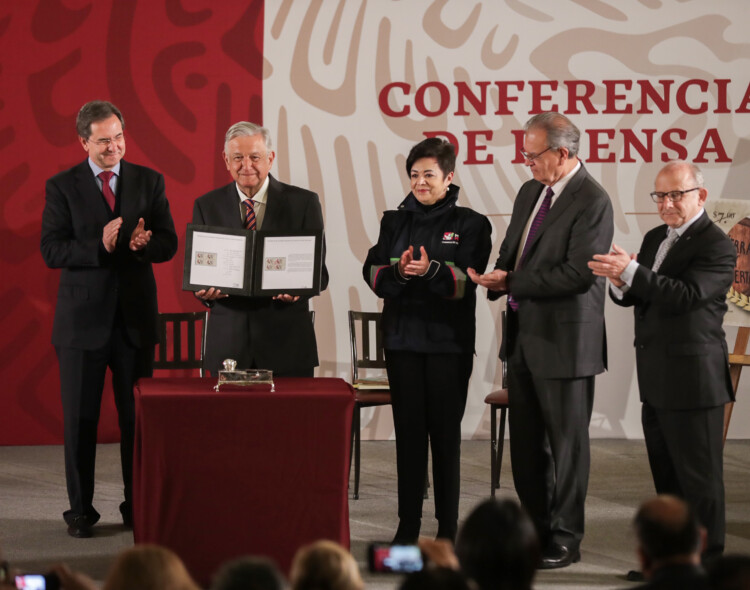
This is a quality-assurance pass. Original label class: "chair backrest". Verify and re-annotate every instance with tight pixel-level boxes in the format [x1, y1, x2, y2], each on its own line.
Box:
[153, 311, 208, 377]
[501, 309, 507, 389]
[348, 311, 387, 384]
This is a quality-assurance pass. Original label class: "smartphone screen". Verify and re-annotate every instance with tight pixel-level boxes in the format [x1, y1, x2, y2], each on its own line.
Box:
[368, 543, 424, 573]
[15, 575, 46, 590]
[15, 573, 58, 590]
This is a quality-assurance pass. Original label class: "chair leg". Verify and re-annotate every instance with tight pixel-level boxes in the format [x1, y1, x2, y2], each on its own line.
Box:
[495, 407, 507, 492]
[349, 407, 356, 487]
[490, 404, 497, 498]
[423, 437, 430, 499]
[354, 405, 361, 500]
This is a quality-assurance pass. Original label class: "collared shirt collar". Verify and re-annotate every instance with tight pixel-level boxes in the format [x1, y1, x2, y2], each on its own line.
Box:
[548, 160, 581, 202]
[234, 175, 270, 206]
[88, 159, 121, 178]
[673, 208, 705, 237]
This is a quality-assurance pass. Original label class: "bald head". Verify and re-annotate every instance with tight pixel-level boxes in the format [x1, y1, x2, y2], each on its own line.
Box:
[653, 160, 708, 229]
[635, 495, 702, 567]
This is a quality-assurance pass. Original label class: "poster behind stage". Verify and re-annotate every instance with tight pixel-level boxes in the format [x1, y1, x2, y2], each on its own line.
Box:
[2, 1, 750, 443]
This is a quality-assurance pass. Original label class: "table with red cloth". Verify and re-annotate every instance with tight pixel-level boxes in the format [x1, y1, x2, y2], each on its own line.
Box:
[132, 377, 354, 586]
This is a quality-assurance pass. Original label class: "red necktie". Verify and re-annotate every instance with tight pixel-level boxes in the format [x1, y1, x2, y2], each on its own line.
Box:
[508, 186, 554, 311]
[98, 171, 116, 211]
[243, 199, 257, 230]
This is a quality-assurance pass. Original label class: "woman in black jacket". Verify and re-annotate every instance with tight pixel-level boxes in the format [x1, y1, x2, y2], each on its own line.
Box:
[363, 137, 492, 543]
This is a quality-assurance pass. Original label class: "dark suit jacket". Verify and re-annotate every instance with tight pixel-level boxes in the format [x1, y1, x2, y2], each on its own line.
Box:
[630, 564, 710, 590]
[492, 163, 614, 379]
[192, 174, 328, 374]
[362, 185, 492, 354]
[40, 159, 178, 350]
[611, 211, 736, 409]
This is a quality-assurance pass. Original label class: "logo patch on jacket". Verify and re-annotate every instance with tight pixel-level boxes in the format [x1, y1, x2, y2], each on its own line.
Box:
[442, 232, 459, 244]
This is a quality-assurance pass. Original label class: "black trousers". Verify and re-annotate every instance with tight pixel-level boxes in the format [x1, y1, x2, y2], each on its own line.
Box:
[642, 401, 726, 556]
[507, 341, 595, 549]
[385, 350, 473, 527]
[55, 319, 152, 519]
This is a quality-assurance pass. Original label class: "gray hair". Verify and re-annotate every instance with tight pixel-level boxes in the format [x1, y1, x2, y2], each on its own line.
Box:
[524, 112, 580, 158]
[660, 160, 705, 188]
[224, 122, 273, 154]
[76, 100, 124, 139]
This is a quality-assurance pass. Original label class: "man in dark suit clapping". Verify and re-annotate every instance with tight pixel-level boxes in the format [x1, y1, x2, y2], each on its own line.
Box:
[192, 122, 328, 377]
[469, 112, 614, 568]
[590, 161, 736, 562]
[41, 100, 178, 537]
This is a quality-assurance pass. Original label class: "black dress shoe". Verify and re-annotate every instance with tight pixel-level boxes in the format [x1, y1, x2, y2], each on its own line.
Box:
[539, 542, 581, 569]
[392, 520, 421, 545]
[626, 570, 645, 582]
[119, 501, 133, 529]
[435, 522, 458, 543]
[65, 515, 95, 538]
[63, 510, 100, 539]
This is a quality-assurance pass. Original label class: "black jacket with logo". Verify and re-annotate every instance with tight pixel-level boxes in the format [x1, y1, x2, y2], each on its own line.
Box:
[363, 184, 492, 354]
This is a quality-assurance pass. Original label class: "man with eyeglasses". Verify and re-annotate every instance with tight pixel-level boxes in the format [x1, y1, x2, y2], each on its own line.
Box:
[40, 100, 178, 538]
[192, 122, 328, 377]
[589, 160, 735, 563]
[468, 112, 614, 568]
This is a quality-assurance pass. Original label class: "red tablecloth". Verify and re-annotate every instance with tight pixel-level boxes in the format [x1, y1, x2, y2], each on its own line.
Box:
[133, 377, 354, 586]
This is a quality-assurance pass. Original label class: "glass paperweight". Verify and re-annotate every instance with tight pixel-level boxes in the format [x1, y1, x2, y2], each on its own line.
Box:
[214, 359, 274, 392]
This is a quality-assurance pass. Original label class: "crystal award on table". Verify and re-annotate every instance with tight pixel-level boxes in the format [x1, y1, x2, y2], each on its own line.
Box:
[214, 359, 274, 392]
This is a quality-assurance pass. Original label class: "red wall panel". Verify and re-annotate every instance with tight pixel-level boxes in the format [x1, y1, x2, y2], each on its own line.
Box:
[0, 0, 264, 444]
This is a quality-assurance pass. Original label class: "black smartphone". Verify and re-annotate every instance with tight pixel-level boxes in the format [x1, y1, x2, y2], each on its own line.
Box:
[14, 573, 60, 590]
[367, 543, 424, 573]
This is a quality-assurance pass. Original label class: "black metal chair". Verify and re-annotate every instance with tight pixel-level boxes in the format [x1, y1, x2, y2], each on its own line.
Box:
[348, 310, 429, 500]
[348, 311, 392, 500]
[484, 310, 509, 497]
[153, 311, 207, 376]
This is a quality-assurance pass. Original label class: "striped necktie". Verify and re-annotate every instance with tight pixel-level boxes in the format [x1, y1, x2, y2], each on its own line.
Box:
[508, 186, 553, 311]
[243, 199, 256, 230]
[98, 171, 116, 211]
[652, 228, 678, 272]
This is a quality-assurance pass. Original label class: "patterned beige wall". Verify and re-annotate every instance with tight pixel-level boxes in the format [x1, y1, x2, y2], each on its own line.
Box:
[264, 0, 750, 439]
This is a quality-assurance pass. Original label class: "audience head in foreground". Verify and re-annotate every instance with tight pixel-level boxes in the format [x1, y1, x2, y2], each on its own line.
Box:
[399, 567, 473, 590]
[290, 540, 363, 590]
[634, 495, 706, 580]
[455, 498, 540, 590]
[708, 553, 750, 590]
[211, 556, 285, 590]
[419, 498, 539, 590]
[103, 544, 200, 590]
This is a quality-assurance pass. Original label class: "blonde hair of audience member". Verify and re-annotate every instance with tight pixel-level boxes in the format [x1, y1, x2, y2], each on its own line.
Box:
[103, 545, 200, 590]
[290, 541, 363, 590]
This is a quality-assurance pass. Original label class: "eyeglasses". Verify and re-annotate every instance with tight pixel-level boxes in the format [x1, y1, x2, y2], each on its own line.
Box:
[519, 146, 553, 161]
[87, 134, 124, 147]
[649, 188, 700, 203]
[231, 153, 267, 164]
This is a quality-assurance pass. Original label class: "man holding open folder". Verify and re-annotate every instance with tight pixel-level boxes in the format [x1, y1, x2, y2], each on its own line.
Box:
[192, 122, 328, 377]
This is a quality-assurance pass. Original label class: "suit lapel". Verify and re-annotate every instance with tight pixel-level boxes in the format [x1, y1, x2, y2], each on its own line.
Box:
[211, 183, 245, 229]
[118, 160, 137, 222]
[640, 226, 667, 269]
[74, 161, 111, 224]
[522, 165, 588, 258]
[506, 182, 542, 262]
[657, 211, 710, 273]
[262, 174, 286, 230]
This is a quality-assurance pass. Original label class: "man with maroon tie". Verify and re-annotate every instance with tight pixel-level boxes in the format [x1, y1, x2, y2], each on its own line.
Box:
[192, 122, 328, 377]
[41, 100, 177, 538]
